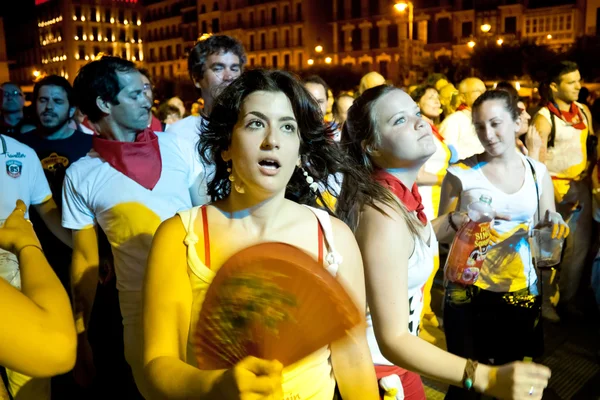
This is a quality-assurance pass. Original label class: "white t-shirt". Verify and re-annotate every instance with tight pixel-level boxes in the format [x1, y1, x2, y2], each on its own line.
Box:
[439, 109, 484, 161]
[365, 223, 436, 366]
[166, 115, 213, 205]
[446, 153, 545, 292]
[62, 132, 197, 293]
[0, 135, 52, 289]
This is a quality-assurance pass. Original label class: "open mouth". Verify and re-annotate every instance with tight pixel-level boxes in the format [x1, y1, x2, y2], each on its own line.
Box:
[258, 159, 280, 169]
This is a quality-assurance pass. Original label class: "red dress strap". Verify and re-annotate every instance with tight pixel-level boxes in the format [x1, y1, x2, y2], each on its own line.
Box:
[201, 206, 211, 269]
[317, 221, 324, 264]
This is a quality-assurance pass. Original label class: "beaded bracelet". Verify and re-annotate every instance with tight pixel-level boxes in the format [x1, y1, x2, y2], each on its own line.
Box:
[463, 359, 478, 391]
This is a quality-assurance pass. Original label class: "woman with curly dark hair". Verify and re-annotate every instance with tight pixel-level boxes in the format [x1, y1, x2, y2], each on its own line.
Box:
[142, 69, 379, 400]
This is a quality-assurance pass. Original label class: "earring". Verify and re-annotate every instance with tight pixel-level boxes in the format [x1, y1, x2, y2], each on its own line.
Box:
[227, 165, 245, 194]
[302, 168, 319, 192]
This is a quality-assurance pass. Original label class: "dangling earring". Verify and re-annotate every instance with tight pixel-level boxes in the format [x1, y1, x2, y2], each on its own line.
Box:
[227, 165, 245, 194]
[302, 168, 319, 192]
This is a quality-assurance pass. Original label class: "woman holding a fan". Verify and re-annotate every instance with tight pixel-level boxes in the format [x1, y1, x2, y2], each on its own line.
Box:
[336, 85, 553, 400]
[142, 70, 379, 400]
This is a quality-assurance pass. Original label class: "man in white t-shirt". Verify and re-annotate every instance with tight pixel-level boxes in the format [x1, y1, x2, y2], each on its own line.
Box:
[1, 134, 71, 399]
[166, 35, 246, 204]
[64, 56, 203, 397]
[439, 77, 487, 160]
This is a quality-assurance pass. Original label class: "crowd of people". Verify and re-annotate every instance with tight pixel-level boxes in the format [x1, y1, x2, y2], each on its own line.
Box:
[1, 33, 598, 400]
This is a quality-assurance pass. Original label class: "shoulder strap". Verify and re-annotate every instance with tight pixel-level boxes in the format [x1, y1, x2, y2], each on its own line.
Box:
[201, 206, 211, 269]
[525, 157, 540, 225]
[303, 206, 343, 277]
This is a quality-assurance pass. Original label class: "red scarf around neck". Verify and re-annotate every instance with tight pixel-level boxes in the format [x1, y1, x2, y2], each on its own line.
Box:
[430, 122, 445, 143]
[372, 169, 428, 225]
[547, 102, 586, 130]
[457, 103, 469, 112]
[92, 128, 162, 190]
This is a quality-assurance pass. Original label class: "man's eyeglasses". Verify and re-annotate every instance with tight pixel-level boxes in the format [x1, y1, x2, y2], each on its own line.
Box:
[2, 90, 23, 99]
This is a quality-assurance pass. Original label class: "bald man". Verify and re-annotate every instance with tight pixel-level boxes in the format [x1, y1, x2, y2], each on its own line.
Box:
[359, 71, 386, 95]
[439, 77, 487, 160]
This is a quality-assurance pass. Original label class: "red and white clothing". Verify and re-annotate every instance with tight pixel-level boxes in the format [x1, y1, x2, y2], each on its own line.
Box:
[439, 109, 484, 161]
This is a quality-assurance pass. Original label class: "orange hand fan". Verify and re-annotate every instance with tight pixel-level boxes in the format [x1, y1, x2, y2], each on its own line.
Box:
[193, 242, 363, 370]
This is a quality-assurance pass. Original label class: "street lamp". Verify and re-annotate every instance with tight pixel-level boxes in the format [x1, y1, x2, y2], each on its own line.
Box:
[325, 57, 332, 64]
[480, 23, 491, 33]
[33, 70, 40, 78]
[315, 45, 323, 53]
[496, 38, 503, 46]
[394, 1, 408, 12]
[467, 40, 476, 48]
[547, 34, 552, 39]
[307, 59, 314, 66]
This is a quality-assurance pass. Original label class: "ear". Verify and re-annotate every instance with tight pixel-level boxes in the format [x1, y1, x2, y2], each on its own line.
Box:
[549, 82, 558, 94]
[296, 157, 302, 168]
[68, 106, 76, 119]
[221, 149, 231, 163]
[96, 96, 111, 115]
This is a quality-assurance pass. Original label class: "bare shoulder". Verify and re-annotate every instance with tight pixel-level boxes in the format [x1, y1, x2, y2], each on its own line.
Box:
[155, 213, 187, 240]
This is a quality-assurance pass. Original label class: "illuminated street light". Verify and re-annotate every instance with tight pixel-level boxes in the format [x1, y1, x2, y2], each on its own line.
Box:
[325, 57, 332, 64]
[315, 45, 323, 53]
[33, 70, 40, 78]
[480, 23, 491, 33]
[394, 2, 408, 12]
[496, 38, 503, 46]
[515, 82, 521, 91]
[467, 40, 476, 48]
[547, 34, 552, 39]
[307, 58, 314, 65]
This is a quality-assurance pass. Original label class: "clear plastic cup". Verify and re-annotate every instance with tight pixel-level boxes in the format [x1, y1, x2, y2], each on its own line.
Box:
[530, 227, 565, 269]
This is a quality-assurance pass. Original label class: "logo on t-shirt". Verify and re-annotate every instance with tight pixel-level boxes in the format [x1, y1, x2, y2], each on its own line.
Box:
[6, 160, 22, 178]
[41, 152, 69, 172]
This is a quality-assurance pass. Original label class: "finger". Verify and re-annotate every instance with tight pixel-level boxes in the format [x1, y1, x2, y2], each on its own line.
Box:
[564, 224, 570, 238]
[558, 224, 567, 239]
[551, 223, 559, 239]
[525, 363, 552, 379]
[239, 357, 283, 376]
[15, 200, 27, 213]
[239, 375, 281, 395]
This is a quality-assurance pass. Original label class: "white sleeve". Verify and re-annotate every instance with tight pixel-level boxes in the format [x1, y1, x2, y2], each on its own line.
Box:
[439, 114, 461, 148]
[29, 151, 52, 205]
[174, 133, 212, 206]
[62, 171, 95, 229]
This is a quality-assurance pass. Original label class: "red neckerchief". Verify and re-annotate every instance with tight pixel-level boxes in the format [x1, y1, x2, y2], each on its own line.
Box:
[150, 115, 163, 132]
[547, 102, 586, 130]
[372, 169, 427, 225]
[92, 128, 162, 190]
[430, 122, 445, 143]
[457, 103, 469, 112]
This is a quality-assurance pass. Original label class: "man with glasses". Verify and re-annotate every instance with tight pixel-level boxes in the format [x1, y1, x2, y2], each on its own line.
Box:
[1, 83, 35, 138]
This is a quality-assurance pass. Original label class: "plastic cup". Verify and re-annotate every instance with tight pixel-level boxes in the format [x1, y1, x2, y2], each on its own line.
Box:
[530, 228, 564, 269]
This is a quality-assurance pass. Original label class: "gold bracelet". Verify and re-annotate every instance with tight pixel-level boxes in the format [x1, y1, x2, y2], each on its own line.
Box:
[16, 244, 44, 259]
[463, 359, 478, 391]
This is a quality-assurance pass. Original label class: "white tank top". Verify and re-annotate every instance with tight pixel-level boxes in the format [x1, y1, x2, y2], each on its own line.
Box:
[446, 153, 546, 292]
[365, 222, 436, 366]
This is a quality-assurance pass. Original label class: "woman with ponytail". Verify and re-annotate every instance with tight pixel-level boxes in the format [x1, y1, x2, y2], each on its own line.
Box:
[337, 85, 552, 400]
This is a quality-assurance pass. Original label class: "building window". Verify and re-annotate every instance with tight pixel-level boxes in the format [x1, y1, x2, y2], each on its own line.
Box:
[437, 17, 451, 41]
[132, 12, 138, 23]
[261, 56, 267, 66]
[379, 61, 388, 79]
[201, 21, 207, 33]
[261, 33, 266, 49]
[134, 30, 139, 41]
[284, 54, 290, 68]
[78, 46, 85, 59]
[261, 10, 266, 26]
[250, 34, 255, 51]
[351, 28, 361, 51]
[296, 3, 302, 21]
[200, 5, 206, 13]
[169, 65, 174, 78]
[75, 6, 82, 19]
[167, 46, 173, 60]
[249, 12, 254, 28]
[338, 30, 345, 52]
[369, 0, 379, 16]
[118, 10, 124, 23]
[91, 8, 97, 22]
[212, 18, 220, 33]
[271, 8, 277, 25]
[237, 13, 243, 27]
[361, 61, 370, 75]
[150, 48, 155, 61]
[106, 27, 112, 40]
[105, 9, 111, 22]
[272, 55, 278, 68]
[566, 15, 572, 30]
[285, 30, 290, 47]
[370, 26, 380, 49]
[336, 0, 344, 20]
[250, 57, 255, 66]
[213, 2, 219, 11]
[532, 19, 537, 33]
[462, 21, 473, 37]
[273, 32, 278, 48]
[122, 49, 127, 59]
[351, 0, 360, 19]
[298, 52, 303, 67]
[539, 18, 545, 32]
[176, 44, 182, 58]
[76, 26, 83, 38]
[297, 28, 303, 46]
[284, 6, 289, 23]
[526, 19, 531, 34]
[92, 27, 99, 40]
[552, 16, 557, 31]
[93, 46, 100, 56]
[504, 16, 516, 34]
[388, 24, 398, 47]
[119, 29, 126, 42]
[159, 47, 164, 60]
[160, 66, 164, 76]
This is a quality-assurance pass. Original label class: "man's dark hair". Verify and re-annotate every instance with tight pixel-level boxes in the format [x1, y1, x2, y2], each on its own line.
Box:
[138, 67, 153, 86]
[33, 75, 75, 107]
[188, 35, 247, 84]
[73, 56, 137, 122]
[548, 61, 579, 85]
[303, 75, 329, 99]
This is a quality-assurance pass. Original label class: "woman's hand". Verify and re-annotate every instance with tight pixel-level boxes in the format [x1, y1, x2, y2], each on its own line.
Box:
[535, 209, 569, 239]
[215, 356, 283, 400]
[485, 361, 551, 400]
[0, 200, 41, 255]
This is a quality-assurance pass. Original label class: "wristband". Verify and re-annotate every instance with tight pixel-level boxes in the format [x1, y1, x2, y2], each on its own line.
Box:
[448, 212, 460, 232]
[463, 359, 478, 391]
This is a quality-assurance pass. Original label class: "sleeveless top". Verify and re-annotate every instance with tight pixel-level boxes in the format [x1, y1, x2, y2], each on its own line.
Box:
[365, 222, 436, 366]
[446, 153, 546, 292]
[178, 205, 342, 400]
[536, 103, 588, 200]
